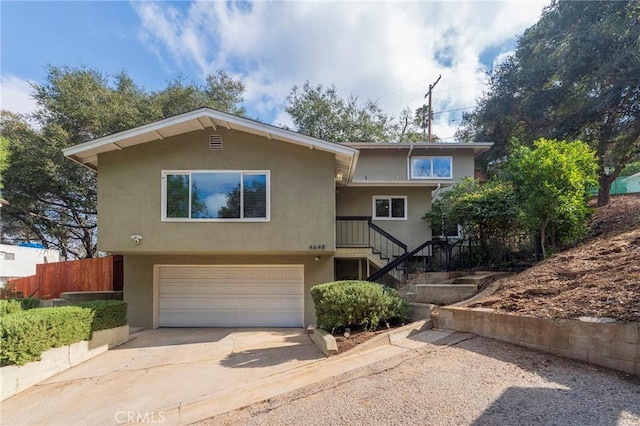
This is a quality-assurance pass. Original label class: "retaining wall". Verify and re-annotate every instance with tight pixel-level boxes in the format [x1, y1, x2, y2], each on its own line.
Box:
[434, 307, 639, 375]
[1, 325, 129, 401]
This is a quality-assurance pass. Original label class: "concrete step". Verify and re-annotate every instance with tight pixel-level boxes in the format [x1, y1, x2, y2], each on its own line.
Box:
[398, 290, 416, 303]
[454, 274, 493, 285]
[407, 302, 438, 322]
[414, 283, 478, 305]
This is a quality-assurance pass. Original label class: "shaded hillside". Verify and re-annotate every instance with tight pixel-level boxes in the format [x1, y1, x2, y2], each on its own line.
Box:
[472, 195, 640, 322]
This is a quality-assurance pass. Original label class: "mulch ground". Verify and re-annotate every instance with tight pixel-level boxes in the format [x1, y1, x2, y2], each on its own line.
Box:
[470, 194, 640, 322]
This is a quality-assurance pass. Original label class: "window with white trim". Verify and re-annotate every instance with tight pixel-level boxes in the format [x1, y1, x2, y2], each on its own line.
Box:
[162, 171, 270, 221]
[373, 196, 407, 220]
[411, 156, 452, 179]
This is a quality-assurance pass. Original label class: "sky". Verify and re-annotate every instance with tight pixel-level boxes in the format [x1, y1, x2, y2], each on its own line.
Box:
[0, 0, 549, 141]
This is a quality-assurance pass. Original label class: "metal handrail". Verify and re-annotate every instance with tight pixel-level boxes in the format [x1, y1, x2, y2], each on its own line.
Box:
[367, 239, 434, 282]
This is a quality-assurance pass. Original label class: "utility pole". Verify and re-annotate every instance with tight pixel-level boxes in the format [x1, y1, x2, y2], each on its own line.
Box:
[424, 74, 441, 143]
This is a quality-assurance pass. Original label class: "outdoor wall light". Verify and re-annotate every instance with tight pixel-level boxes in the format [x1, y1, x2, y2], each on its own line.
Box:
[130, 234, 143, 244]
[314, 256, 320, 262]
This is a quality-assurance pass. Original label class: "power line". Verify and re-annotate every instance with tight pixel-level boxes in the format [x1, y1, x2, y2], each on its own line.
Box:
[433, 82, 485, 94]
[432, 106, 475, 115]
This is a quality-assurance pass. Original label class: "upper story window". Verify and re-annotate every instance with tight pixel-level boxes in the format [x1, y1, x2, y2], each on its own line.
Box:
[411, 156, 452, 179]
[373, 196, 407, 220]
[162, 170, 270, 221]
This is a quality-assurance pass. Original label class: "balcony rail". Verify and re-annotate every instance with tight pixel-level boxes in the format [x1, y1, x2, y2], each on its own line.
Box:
[336, 216, 407, 261]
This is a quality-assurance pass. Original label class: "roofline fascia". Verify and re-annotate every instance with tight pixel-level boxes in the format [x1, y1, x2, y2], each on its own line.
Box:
[62, 108, 357, 160]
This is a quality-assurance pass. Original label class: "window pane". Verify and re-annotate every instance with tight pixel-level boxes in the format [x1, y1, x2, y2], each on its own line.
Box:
[166, 174, 190, 218]
[243, 174, 267, 218]
[391, 198, 405, 218]
[411, 158, 432, 178]
[375, 199, 390, 218]
[191, 172, 241, 218]
[432, 158, 452, 177]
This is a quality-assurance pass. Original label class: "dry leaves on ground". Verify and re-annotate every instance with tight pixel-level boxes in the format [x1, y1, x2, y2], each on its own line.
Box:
[471, 195, 640, 322]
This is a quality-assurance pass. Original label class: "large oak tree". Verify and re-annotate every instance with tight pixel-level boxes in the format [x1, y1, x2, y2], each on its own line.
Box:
[0, 66, 246, 258]
[457, 1, 640, 206]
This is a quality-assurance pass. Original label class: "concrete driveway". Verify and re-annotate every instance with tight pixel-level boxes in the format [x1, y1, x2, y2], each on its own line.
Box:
[0, 328, 325, 425]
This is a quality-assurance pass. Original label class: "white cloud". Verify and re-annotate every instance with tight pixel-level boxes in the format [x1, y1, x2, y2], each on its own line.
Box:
[133, 0, 548, 140]
[204, 193, 227, 217]
[0, 75, 37, 116]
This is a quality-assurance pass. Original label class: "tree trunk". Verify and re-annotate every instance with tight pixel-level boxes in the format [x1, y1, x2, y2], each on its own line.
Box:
[597, 174, 614, 207]
[597, 161, 629, 207]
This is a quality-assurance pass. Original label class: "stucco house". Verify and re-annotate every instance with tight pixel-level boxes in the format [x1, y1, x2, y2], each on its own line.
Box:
[63, 108, 491, 329]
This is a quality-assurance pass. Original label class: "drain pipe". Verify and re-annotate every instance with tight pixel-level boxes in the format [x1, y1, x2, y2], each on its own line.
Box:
[432, 183, 442, 199]
[406, 144, 414, 179]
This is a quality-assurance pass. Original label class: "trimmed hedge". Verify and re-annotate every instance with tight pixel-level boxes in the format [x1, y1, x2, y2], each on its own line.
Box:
[0, 300, 23, 316]
[75, 300, 127, 332]
[0, 300, 128, 366]
[0, 307, 93, 366]
[311, 280, 408, 332]
[0, 298, 41, 317]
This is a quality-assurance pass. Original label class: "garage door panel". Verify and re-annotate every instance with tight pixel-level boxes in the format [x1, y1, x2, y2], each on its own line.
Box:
[157, 265, 304, 327]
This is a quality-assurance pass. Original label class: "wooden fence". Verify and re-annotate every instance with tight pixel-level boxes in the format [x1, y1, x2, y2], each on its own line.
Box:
[8, 255, 123, 299]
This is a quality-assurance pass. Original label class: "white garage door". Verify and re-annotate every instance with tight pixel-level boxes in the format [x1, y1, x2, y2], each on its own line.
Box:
[157, 265, 304, 327]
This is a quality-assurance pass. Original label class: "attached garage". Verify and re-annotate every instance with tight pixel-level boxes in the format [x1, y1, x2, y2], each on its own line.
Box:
[155, 265, 304, 327]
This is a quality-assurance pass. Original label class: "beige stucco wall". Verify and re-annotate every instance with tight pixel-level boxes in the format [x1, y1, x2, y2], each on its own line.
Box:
[335, 186, 432, 250]
[352, 148, 476, 182]
[97, 128, 336, 254]
[124, 254, 333, 328]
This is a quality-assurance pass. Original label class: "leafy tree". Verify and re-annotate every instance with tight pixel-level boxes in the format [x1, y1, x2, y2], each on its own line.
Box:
[218, 184, 241, 219]
[284, 81, 396, 142]
[425, 177, 521, 249]
[152, 71, 246, 118]
[396, 107, 427, 142]
[620, 160, 640, 177]
[189, 183, 209, 218]
[457, 1, 640, 206]
[504, 138, 598, 257]
[217, 180, 266, 219]
[0, 136, 8, 193]
[1, 111, 97, 258]
[166, 175, 189, 218]
[1, 65, 247, 257]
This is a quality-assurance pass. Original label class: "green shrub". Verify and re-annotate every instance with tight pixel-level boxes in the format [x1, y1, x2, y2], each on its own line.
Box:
[0, 300, 23, 316]
[16, 297, 41, 310]
[311, 280, 409, 332]
[0, 307, 93, 366]
[75, 300, 127, 332]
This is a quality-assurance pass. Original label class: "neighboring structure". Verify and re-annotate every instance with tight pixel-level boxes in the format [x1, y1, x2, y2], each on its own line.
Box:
[0, 244, 60, 287]
[63, 108, 491, 329]
[623, 172, 640, 194]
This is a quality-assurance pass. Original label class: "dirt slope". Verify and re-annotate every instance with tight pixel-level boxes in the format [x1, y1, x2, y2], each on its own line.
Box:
[471, 194, 640, 322]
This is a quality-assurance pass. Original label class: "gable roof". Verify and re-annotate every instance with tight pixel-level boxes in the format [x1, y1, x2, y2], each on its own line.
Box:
[62, 107, 358, 181]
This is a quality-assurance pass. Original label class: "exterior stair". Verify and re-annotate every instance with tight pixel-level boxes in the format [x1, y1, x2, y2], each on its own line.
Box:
[398, 271, 506, 320]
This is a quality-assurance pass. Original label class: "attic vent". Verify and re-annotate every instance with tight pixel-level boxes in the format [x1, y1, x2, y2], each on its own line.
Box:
[209, 135, 223, 151]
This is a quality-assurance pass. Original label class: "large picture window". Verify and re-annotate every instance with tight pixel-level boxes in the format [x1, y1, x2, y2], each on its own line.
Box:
[411, 157, 452, 179]
[163, 171, 269, 221]
[373, 196, 407, 220]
